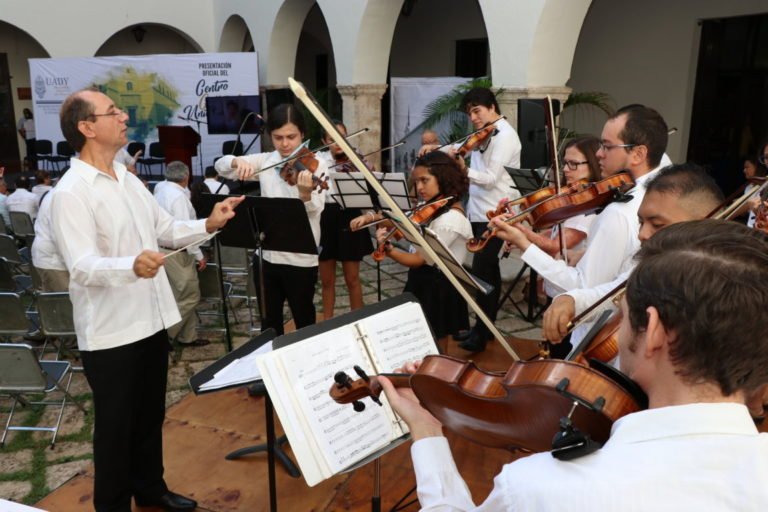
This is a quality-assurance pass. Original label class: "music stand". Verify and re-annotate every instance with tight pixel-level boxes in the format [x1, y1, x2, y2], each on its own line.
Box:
[330, 172, 411, 211]
[189, 330, 292, 512]
[331, 172, 412, 302]
[501, 166, 547, 321]
[504, 166, 544, 195]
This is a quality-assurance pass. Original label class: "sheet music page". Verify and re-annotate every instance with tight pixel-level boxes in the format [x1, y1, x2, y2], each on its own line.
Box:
[360, 302, 439, 372]
[199, 341, 273, 391]
[262, 327, 397, 483]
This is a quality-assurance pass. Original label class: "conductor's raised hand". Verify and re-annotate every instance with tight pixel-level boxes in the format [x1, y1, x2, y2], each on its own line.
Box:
[231, 157, 256, 181]
[133, 250, 165, 279]
[206, 195, 245, 233]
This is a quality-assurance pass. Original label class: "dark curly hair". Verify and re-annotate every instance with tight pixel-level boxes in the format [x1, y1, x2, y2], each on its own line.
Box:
[413, 151, 469, 204]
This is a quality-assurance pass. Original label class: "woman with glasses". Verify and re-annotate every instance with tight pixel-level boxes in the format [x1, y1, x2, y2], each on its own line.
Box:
[502, 136, 601, 261]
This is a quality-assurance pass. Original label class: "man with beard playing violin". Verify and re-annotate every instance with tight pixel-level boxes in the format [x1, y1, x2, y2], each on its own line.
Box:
[380, 218, 768, 511]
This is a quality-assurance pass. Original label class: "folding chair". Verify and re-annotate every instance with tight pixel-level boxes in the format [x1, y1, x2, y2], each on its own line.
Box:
[196, 262, 237, 330]
[0, 293, 32, 341]
[9, 211, 35, 247]
[36, 292, 80, 367]
[0, 343, 86, 447]
[0, 215, 8, 235]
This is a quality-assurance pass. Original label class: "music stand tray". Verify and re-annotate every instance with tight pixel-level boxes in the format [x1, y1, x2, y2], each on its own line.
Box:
[331, 172, 411, 211]
[504, 166, 544, 195]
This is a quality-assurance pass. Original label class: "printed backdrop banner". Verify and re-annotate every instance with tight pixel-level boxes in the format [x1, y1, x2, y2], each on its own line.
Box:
[389, 77, 470, 173]
[29, 52, 260, 176]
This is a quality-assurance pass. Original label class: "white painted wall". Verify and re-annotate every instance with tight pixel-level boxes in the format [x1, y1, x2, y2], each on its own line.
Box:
[389, 0, 487, 77]
[565, 0, 768, 163]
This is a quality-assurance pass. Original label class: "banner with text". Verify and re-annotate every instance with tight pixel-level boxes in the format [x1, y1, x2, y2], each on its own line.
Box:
[29, 52, 260, 176]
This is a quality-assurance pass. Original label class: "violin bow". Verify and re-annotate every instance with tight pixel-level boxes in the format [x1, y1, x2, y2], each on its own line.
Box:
[327, 141, 406, 170]
[289, 77, 520, 361]
[545, 95, 567, 263]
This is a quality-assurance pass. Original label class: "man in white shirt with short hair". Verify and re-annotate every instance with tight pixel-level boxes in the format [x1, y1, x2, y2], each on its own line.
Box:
[51, 87, 243, 512]
[204, 166, 230, 194]
[154, 160, 208, 347]
[6, 175, 39, 221]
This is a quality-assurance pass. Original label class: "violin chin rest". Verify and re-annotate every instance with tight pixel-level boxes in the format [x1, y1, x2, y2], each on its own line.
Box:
[550, 427, 602, 461]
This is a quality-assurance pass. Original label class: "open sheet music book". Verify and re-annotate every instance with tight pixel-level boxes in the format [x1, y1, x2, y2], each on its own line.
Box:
[256, 299, 438, 486]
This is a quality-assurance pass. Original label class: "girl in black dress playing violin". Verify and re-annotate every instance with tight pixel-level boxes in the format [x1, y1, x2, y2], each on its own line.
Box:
[357, 151, 472, 342]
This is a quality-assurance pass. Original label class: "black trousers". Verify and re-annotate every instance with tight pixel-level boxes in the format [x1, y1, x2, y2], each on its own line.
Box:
[470, 221, 504, 340]
[255, 258, 318, 336]
[80, 331, 170, 512]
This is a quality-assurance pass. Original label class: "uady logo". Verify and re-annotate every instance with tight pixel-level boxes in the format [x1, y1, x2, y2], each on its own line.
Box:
[34, 76, 46, 99]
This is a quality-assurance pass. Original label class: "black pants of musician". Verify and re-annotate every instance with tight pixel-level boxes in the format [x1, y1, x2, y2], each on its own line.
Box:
[470, 221, 504, 341]
[256, 258, 318, 336]
[80, 331, 170, 512]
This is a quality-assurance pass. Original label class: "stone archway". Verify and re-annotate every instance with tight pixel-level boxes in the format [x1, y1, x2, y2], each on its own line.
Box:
[219, 14, 254, 53]
[95, 23, 203, 57]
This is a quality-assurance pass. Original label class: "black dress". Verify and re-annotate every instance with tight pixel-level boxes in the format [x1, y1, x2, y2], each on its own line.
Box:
[319, 203, 374, 261]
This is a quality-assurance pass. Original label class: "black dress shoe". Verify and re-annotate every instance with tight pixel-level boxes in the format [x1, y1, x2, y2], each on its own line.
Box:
[452, 329, 473, 342]
[135, 491, 197, 511]
[458, 332, 488, 353]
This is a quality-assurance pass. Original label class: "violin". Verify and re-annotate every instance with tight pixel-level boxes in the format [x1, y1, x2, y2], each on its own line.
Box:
[330, 354, 647, 453]
[486, 179, 589, 220]
[371, 197, 451, 261]
[455, 123, 496, 158]
[467, 172, 635, 253]
[279, 146, 329, 192]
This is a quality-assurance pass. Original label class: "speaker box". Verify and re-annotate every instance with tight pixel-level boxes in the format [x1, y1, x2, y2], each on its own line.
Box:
[517, 98, 561, 170]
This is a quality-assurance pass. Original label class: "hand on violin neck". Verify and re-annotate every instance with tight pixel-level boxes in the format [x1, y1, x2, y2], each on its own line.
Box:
[296, 169, 314, 200]
[378, 375, 443, 441]
[489, 217, 531, 251]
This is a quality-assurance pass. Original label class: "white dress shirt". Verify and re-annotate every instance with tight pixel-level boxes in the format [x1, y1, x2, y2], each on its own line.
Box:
[31, 184, 52, 201]
[455, 118, 522, 222]
[215, 152, 326, 267]
[6, 188, 39, 220]
[522, 167, 662, 296]
[412, 403, 768, 511]
[0, 194, 9, 226]
[50, 158, 208, 351]
[204, 178, 229, 195]
[31, 191, 66, 271]
[153, 181, 204, 261]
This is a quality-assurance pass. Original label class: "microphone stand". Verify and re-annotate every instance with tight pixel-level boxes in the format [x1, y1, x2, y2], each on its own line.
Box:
[178, 115, 208, 177]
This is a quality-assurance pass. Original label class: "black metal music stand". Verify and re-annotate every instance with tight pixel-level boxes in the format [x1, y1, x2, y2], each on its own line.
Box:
[499, 167, 547, 320]
[197, 194, 318, 510]
[331, 172, 411, 302]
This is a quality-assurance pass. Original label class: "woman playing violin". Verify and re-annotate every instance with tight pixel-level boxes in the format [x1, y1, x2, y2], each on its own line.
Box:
[501, 136, 601, 263]
[380, 220, 768, 511]
[214, 103, 327, 335]
[419, 87, 522, 353]
[315, 120, 374, 319]
[373, 151, 472, 341]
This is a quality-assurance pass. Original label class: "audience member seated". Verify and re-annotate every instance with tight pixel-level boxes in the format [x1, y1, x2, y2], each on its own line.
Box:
[32, 170, 53, 201]
[0, 168, 10, 227]
[204, 166, 230, 195]
[6, 175, 39, 221]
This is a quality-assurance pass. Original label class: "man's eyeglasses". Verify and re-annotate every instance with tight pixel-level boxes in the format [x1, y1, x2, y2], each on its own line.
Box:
[88, 108, 124, 120]
[562, 160, 589, 171]
[599, 142, 637, 152]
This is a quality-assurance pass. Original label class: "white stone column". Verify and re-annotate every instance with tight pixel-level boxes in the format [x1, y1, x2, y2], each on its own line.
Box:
[337, 83, 388, 171]
[495, 86, 572, 130]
